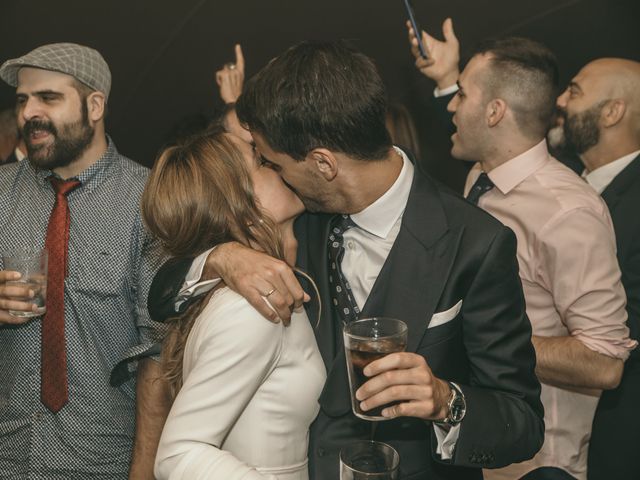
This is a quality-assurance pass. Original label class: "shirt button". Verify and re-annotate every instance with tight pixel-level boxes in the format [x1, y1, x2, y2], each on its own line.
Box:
[33, 412, 43, 421]
[347, 241, 355, 249]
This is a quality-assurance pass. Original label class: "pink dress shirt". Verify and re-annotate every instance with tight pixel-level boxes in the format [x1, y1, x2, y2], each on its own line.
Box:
[469, 140, 636, 480]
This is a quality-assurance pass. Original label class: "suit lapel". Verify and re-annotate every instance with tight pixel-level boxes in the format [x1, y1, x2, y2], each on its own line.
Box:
[601, 155, 640, 210]
[360, 220, 464, 353]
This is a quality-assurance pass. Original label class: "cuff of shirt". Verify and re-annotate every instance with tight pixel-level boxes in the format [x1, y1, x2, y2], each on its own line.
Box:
[433, 422, 461, 460]
[176, 247, 221, 310]
[572, 331, 638, 361]
[434, 84, 459, 98]
[110, 341, 163, 386]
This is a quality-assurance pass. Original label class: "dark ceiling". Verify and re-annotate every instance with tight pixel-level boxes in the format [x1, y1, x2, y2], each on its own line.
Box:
[1, 0, 638, 190]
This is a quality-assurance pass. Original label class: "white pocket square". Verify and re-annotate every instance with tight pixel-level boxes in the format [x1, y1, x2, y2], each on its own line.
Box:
[428, 299, 463, 329]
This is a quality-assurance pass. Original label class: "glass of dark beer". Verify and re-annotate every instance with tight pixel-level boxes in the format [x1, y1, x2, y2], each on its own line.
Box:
[343, 317, 408, 421]
[340, 440, 399, 479]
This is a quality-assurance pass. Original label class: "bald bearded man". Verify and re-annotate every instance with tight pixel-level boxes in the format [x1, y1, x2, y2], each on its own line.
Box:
[555, 58, 640, 480]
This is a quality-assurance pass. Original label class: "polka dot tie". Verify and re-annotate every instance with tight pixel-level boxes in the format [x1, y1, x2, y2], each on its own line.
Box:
[465, 172, 494, 205]
[327, 214, 360, 324]
[41, 177, 80, 413]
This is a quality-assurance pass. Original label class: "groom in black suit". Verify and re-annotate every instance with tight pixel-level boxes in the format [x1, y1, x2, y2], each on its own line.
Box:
[555, 58, 640, 480]
[149, 41, 544, 479]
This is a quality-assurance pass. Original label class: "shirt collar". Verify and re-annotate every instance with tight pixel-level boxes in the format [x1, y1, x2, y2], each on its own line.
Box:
[350, 146, 414, 239]
[33, 135, 120, 191]
[479, 139, 551, 195]
[582, 149, 640, 194]
[15, 147, 26, 162]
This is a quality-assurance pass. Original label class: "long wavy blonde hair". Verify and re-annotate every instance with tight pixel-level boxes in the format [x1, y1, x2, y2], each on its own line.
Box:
[141, 128, 286, 399]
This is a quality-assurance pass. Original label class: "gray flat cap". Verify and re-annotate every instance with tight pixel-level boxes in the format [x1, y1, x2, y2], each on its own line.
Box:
[0, 43, 111, 102]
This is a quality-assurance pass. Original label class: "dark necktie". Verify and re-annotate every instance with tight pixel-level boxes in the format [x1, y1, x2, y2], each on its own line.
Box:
[41, 177, 80, 413]
[327, 215, 360, 324]
[466, 172, 494, 205]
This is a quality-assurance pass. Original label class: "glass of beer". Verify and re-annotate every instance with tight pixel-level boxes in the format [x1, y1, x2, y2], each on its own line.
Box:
[2, 248, 48, 318]
[340, 440, 399, 479]
[343, 317, 408, 421]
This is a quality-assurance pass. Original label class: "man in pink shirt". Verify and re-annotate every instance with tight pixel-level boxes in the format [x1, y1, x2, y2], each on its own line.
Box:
[407, 22, 637, 480]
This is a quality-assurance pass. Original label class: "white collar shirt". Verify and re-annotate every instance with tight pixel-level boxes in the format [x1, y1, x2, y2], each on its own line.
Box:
[341, 146, 414, 311]
[582, 149, 640, 193]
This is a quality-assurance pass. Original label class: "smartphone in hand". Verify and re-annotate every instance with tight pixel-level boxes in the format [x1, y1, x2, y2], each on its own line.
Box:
[404, 0, 428, 59]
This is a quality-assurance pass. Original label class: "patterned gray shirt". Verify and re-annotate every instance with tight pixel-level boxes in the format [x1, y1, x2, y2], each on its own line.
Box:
[0, 138, 166, 479]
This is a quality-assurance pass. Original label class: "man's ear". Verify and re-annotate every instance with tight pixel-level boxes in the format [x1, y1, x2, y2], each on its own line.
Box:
[306, 148, 338, 181]
[601, 99, 626, 128]
[486, 98, 507, 128]
[86, 92, 106, 122]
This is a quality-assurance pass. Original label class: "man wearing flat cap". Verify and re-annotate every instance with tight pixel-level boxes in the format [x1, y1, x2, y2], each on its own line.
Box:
[0, 43, 167, 479]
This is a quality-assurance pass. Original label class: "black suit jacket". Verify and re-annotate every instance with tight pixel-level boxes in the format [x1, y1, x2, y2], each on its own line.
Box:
[296, 165, 543, 479]
[588, 154, 640, 479]
[148, 161, 544, 479]
[600, 155, 640, 353]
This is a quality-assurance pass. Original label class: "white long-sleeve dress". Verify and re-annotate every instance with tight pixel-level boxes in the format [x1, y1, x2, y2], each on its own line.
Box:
[154, 287, 326, 480]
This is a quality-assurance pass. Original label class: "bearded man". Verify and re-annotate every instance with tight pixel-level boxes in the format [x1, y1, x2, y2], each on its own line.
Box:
[554, 58, 640, 480]
[0, 44, 167, 480]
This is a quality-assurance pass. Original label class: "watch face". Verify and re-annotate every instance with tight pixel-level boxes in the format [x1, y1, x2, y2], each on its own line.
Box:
[451, 397, 466, 422]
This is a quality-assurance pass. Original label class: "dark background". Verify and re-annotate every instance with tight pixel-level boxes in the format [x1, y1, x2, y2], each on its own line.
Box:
[1, 0, 638, 190]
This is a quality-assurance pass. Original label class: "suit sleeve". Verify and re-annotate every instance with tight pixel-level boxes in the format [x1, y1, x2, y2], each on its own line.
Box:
[443, 226, 545, 468]
[147, 257, 194, 322]
[433, 92, 455, 135]
[625, 231, 640, 359]
[154, 294, 284, 480]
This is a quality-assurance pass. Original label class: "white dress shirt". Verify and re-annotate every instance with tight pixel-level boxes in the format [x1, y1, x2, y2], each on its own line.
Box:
[582, 149, 640, 193]
[341, 147, 413, 310]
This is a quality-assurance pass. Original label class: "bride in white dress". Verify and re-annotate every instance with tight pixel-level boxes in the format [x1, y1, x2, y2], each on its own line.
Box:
[141, 129, 326, 480]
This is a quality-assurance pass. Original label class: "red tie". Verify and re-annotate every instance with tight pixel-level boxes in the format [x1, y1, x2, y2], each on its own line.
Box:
[41, 177, 80, 413]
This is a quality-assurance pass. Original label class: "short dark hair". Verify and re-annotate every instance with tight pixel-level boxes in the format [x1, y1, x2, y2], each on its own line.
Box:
[71, 78, 109, 117]
[236, 40, 392, 161]
[472, 37, 559, 139]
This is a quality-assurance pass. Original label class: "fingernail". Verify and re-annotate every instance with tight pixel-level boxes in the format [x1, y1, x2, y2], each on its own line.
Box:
[28, 290, 35, 298]
[359, 401, 367, 410]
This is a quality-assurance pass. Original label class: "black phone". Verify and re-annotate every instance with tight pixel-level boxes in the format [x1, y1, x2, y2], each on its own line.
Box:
[403, 0, 428, 59]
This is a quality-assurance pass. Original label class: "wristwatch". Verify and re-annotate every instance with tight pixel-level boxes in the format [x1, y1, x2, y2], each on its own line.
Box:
[439, 382, 466, 426]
